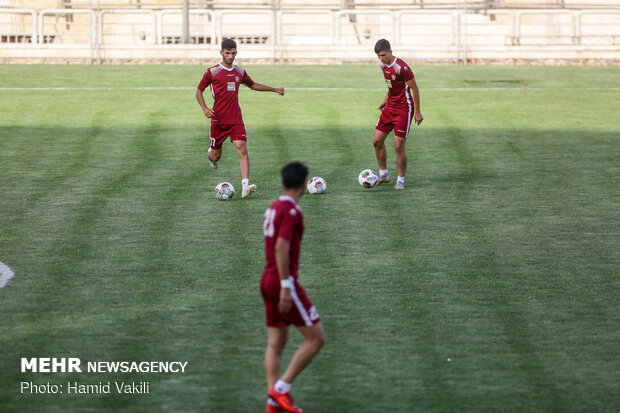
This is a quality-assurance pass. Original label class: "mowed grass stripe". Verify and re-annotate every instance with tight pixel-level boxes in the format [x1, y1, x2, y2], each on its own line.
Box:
[434, 110, 557, 410]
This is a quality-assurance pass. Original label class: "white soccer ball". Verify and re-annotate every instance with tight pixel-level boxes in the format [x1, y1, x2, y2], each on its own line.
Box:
[358, 169, 378, 188]
[307, 176, 327, 194]
[215, 182, 235, 200]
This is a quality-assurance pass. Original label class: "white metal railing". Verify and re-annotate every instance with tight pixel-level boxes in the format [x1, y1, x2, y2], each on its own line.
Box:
[0, 8, 37, 43]
[39, 8, 96, 44]
[98, 9, 157, 45]
[158, 9, 216, 45]
[277, 9, 334, 45]
[514, 9, 575, 45]
[217, 9, 275, 46]
[335, 9, 394, 45]
[1, 8, 619, 51]
[397, 10, 458, 45]
[575, 9, 620, 46]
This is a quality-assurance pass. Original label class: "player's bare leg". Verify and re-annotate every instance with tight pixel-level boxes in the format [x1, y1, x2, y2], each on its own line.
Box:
[233, 140, 256, 198]
[373, 129, 388, 170]
[268, 322, 324, 413]
[265, 327, 289, 388]
[208, 147, 221, 170]
[265, 327, 289, 412]
[373, 129, 391, 184]
[233, 140, 250, 179]
[281, 322, 324, 383]
[394, 135, 407, 189]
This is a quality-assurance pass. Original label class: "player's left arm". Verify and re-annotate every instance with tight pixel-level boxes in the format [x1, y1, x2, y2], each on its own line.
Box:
[249, 82, 285, 96]
[275, 236, 293, 313]
[406, 78, 423, 125]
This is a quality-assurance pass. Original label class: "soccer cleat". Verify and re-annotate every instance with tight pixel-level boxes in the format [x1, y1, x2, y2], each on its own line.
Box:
[377, 173, 391, 185]
[209, 159, 219, 170]
[266, 398, 285, 412]
[268, 386, 303, 413]
[242, 183, 257, 199]
[394, 181, 405, 190]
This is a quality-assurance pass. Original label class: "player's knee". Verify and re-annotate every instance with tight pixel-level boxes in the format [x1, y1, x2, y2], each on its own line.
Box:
[312, 337, 325, 354]
[394, 140, 406, 153]
[316, 334, 325, 349]
[236, 146, 249, 158]
[268, 336, 287, 353]
[309, 330, 325, 350]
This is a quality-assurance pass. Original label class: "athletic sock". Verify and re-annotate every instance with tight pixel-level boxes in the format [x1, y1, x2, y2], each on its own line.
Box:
[379, 169, 389, 176]
[242, 179, 249, 188]
[397, 176, 405, 184]
[274, 379, 291, 394]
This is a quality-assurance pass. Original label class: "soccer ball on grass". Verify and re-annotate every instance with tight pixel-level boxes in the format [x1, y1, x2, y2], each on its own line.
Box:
[215, 182, 235, 200]
[358, 169, 378, 188]
[307, 176, 327, 194]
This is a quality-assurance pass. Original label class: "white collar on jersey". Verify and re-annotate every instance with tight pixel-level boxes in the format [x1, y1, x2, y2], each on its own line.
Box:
[386, 56, 399, 68]
[218, 63, 236, 71]
[279, 195, 299, 207]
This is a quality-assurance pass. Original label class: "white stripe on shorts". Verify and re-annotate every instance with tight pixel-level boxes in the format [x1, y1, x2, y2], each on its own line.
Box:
[289, 276, 312, 326]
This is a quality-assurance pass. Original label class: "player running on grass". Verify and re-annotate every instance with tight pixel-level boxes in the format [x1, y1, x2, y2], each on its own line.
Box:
[372, 39, 423, 190]
[261, 162, 325, 413]
[196, 38, 285, 198]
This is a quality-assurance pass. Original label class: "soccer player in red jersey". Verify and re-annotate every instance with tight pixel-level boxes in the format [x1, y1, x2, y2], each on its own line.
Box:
[196, 39, 285, 198]
[373, 39, 423, 190]
[261, 162, 325, 413]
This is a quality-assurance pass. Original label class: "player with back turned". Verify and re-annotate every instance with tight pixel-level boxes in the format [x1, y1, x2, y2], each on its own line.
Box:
[196, 38, 285, 198]
[372, 38, 423, 190]
[261, 162, 325, 413]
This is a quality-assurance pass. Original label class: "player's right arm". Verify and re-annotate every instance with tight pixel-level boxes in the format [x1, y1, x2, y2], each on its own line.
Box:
[196, 89, 215, 118]
[275, 236, 293, 313]
[196, 71, 215, 118]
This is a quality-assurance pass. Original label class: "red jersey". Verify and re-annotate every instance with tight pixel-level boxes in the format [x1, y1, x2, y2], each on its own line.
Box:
[263, 196, 304, 277]
[381, 57, 415, 111]
[197, 63, 255, 124]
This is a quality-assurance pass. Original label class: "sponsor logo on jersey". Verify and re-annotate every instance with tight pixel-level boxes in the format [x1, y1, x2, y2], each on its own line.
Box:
[227, 82, 236, 91]
[385, 79, 392, 88]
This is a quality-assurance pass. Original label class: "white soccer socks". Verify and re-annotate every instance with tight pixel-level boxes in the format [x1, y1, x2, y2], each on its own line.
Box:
[274, 379, 292, 394]
[241, 179, 257, 198]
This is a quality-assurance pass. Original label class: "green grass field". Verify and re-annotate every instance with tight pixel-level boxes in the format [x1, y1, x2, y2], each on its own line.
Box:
[0, 64, 619, 412]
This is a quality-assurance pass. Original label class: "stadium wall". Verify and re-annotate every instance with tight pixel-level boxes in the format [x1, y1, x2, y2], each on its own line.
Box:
[1, 4, 619, 64]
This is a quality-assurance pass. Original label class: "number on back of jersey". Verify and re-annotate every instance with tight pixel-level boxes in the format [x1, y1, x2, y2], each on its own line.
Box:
[263, 208, 276, 237]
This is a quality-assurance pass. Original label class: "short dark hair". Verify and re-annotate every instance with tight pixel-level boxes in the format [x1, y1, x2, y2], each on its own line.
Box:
[221, 38, 237, 50]
[374, 38, 391, 54]
[281, 162, 308, 190]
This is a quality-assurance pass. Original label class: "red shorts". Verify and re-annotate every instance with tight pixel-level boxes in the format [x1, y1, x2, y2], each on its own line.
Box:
[209, 121, 247, 150]
[376, 105, 413, 139]
[261, 271, 320, 328]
